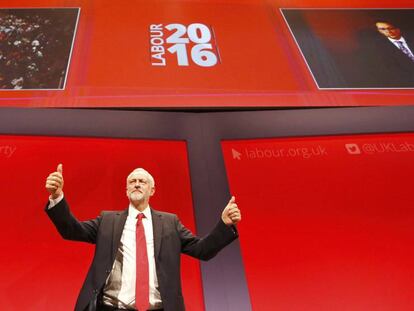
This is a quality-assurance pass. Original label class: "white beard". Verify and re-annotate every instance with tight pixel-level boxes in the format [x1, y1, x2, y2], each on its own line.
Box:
[129, 191, 144, 202]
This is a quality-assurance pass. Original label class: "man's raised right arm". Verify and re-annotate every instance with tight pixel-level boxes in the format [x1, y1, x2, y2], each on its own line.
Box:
[45, 164, 99, 244]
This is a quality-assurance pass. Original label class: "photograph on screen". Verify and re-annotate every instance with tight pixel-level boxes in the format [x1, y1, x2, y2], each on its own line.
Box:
[0, 8, 79, 90]
[281, 9, 414, 89]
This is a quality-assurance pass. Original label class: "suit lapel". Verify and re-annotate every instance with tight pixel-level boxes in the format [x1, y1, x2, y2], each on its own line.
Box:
[151, 209, 163, 259]
[111, 209, 128, 261]
[385, 38, 413, 63]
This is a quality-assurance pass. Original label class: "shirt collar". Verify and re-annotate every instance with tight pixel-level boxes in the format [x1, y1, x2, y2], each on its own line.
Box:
[389, 36, 407, 44]
[128, 203, 152, 220]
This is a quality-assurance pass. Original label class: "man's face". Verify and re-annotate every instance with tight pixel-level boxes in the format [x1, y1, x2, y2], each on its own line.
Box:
[126, 171, 155, 204]
[376, 22, 402, 40]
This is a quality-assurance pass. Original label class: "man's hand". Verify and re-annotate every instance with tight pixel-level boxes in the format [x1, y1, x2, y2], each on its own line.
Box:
[221, 196, 241, 226]
[45, 164, 64, 199]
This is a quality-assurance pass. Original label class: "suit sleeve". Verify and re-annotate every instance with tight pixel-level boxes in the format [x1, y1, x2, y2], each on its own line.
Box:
[45, 197, 100, 244]
[176, 216, 238, 261]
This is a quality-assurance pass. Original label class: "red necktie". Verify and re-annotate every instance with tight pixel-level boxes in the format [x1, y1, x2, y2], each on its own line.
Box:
[136, 213, 149, 311]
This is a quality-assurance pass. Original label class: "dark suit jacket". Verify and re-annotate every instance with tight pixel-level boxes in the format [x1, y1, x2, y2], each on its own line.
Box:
[46, 198, 238, 311]
[355, 32, 414, 87]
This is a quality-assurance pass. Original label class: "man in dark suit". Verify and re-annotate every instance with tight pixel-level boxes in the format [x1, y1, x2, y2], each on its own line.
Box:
[45, 164, 241, 311]
[356, 19, 414, 87]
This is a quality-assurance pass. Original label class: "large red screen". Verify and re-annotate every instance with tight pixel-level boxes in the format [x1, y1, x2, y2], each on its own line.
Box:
[222, 133, 414, 310]
[0, 135, 204, 311]
[0, 0, 413, 107]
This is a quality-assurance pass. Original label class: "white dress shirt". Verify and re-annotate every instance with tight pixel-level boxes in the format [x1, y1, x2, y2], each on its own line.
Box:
[389, 36, 414, 58]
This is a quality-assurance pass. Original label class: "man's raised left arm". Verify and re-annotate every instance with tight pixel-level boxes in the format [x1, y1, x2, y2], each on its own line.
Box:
[178, 196, 241, 260]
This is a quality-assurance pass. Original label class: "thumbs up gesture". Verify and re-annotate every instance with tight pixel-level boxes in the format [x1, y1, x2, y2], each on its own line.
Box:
[221, 196, 241, 226]
[45, 164, 64, 199]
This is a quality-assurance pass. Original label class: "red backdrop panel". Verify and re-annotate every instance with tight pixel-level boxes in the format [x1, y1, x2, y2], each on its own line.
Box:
[0, 0, 413, 107]
[0, 135, 204, 311]
[222, 133, 414, 311]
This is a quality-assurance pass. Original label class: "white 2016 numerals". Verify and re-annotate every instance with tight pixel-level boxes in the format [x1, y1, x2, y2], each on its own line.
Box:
[150, 23, 219, 67]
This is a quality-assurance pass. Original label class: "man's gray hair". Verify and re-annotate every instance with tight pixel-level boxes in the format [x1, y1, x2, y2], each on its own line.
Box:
[127, 168, 155, 187]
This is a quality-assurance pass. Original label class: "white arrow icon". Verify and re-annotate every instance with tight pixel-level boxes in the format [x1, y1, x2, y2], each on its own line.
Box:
[232, 148, 242, 160]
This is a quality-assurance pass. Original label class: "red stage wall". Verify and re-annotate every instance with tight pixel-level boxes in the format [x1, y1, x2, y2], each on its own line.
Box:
[0, 135, 204, 311]
[222, 133, 414, 310]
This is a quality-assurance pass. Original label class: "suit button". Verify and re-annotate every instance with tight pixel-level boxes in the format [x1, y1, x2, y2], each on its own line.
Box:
[93, 289, 98, 294]
[106, 269, 111, 274]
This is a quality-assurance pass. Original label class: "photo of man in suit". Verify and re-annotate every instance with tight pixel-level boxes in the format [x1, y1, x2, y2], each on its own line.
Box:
[281, 9, 414, 88]
[375, 20, 414, 61]
[356, 19, 414, 87]
[45, 164, 241, 311]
